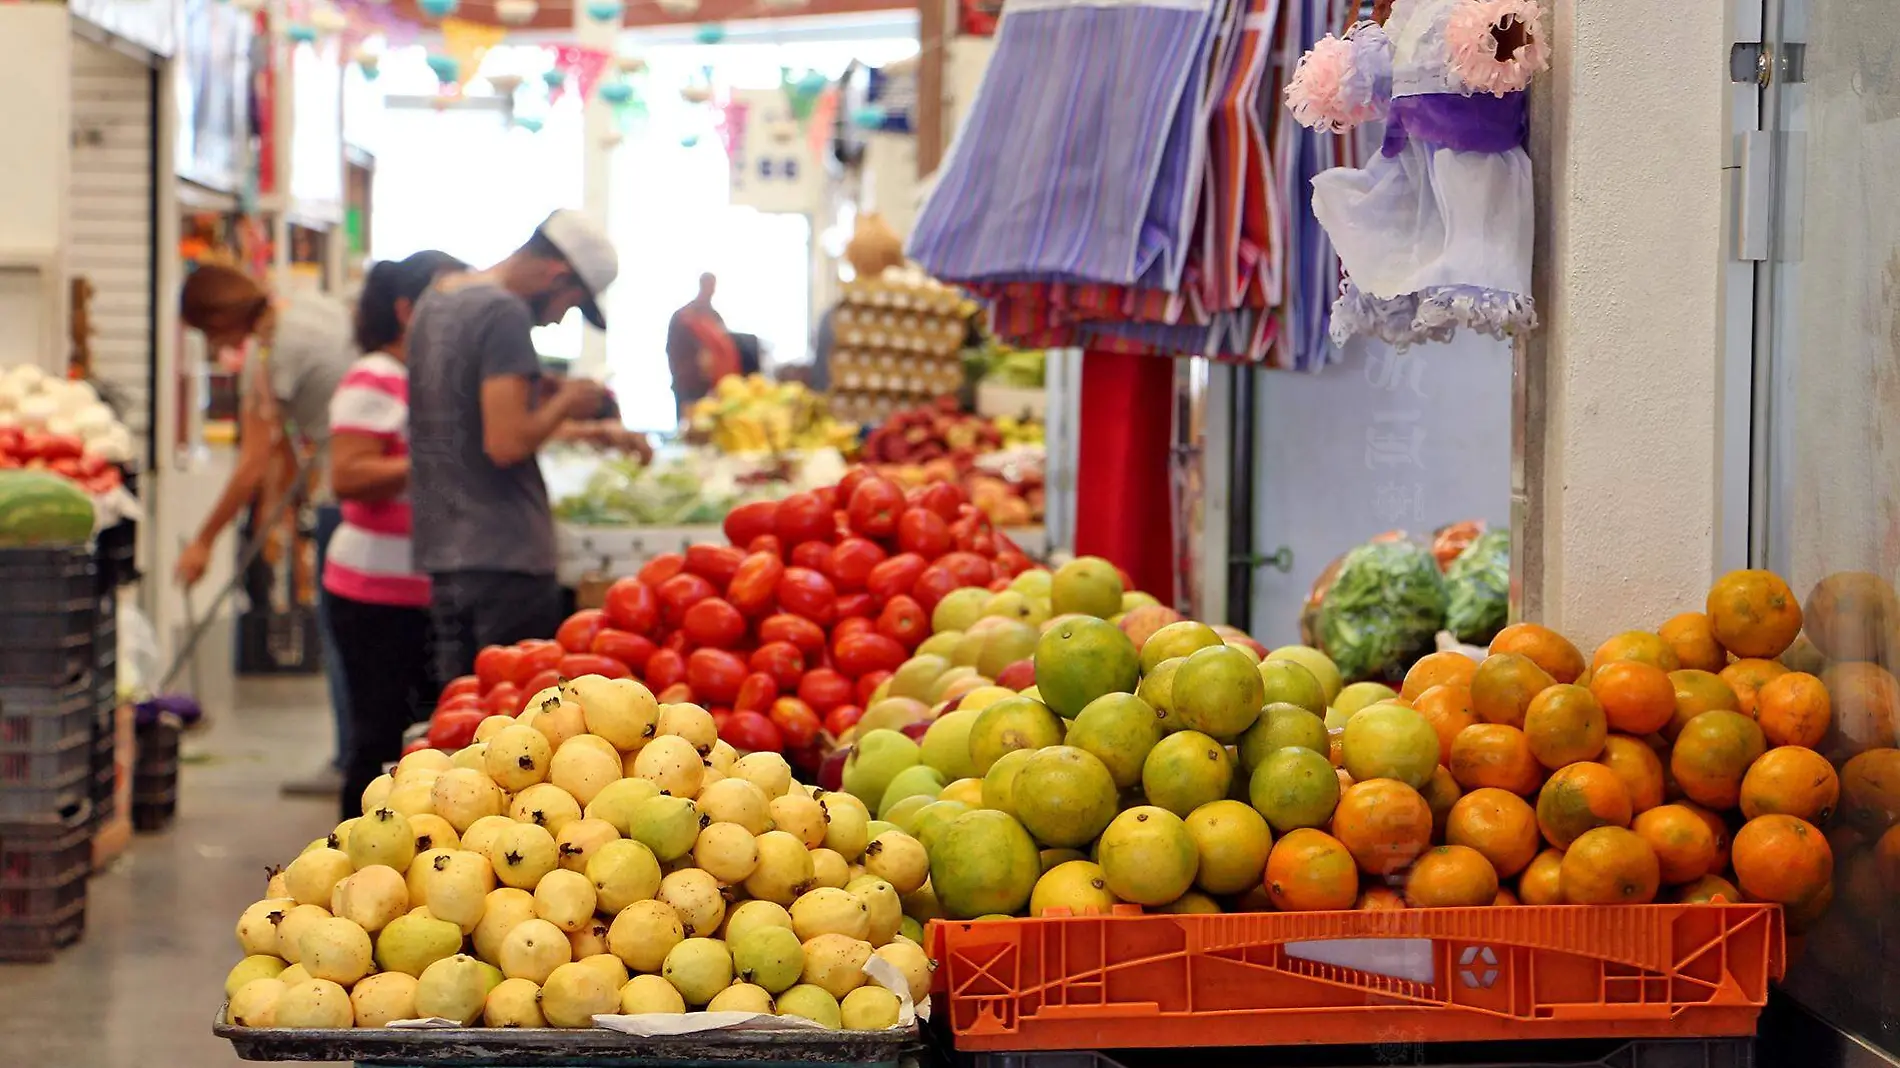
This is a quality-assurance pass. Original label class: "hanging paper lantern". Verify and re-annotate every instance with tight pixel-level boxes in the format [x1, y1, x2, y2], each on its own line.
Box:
[584, 0, 623, 22]
[516, 117, 545, 133]
[615, 54, 647, 75]
[309, 5, 348, 33]
[680, 133, 700, 148]
[597, 81, 633, 105]
[353, 45, 382, 77]
[230, 0, 267, 12]
[417, 0, 459, 19]
[488, 73, 524, 96]
[426, 54, 462, 85]
[285, 23, 318, 44]
[495, 0, 538, 22]
[655, 0, 699, 13]
[601, 130, 625, 148]
[541, 69, 566, 92]
[679, 84, 713, 104]
[851, 105, 887, 129]
[694, 23, 726, 44]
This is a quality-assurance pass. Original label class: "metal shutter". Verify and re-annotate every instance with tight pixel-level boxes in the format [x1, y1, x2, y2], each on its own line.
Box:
[69, 35, 154, 465]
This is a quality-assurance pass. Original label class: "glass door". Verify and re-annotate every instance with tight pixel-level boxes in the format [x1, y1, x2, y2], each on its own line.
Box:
[1754, 0, 1900, 1055]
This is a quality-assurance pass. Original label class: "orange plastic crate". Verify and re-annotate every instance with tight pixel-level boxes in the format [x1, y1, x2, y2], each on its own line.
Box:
[928, 904, 1783, 1051]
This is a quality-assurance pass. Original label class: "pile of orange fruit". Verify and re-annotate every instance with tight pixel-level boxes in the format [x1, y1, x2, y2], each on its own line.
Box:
[1294, 568, 1899, 923]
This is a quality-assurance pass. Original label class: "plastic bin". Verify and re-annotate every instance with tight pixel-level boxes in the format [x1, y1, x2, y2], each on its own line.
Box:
[938, 1038, 1754, 1068]
[0, 806, 91, 962]
[927, 905, 1784, 1051]
[0, 548, 102, 687]
[131, 714, 180, 832]
[0, 680, 96, 825]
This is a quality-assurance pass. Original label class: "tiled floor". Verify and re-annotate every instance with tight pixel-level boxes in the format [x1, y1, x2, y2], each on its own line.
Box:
[0, 675, 343, 1066]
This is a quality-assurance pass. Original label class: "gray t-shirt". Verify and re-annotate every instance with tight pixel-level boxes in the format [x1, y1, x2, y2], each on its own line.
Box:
[406, 282, 555, 576]
[244, 293, 357, 500]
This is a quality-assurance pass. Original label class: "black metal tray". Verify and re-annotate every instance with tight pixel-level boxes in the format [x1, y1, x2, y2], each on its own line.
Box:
[214, 1008, 923, 1067]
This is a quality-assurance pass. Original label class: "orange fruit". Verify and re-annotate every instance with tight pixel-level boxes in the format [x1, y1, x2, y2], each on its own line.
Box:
[1517, 848, 1566, 904]
[1658, 612, 1727, 673]
[1874, 826, 1900, 891]
[1680, 801, 1733, 873]
[1415, 684, 1478, 766]
[1805, 572, 1899, 663]
[1839, 748, 1900, 830]
[1402, 652, 1478, 702]
[1821, 662, 1900, 757]
[1591, 631, 1681, 676]
[1755, 672, 1832, 749]
[1404, 845, 1499, 908]
[1667, 669, 1742, 739]
[1739, 746, 1840, 824]
[1706, 569, 1804, 660]
[1731, 813, 1833, 904]
[1631, 804, 1719, 884]
[1560, 826, 1661, 904]
[1523, 685, 1608, 770]
[1492, 887, 1519, 906]
[1489, 623, 1585, 684]
[1328, 731, 1345, 768]
[1783, 880, 1835, 935]
[1445, 787, 1540, 877]
[1535, 762, 1634, 848]
[1264, 829, 1360, 911]
[1598, 734, 1666, 813]
[1720, 658, 1790, 718]
[1421, 765, 1462, 840]
[1355, 884, 1407, 910]
[1669, 710, 1767, 810]
[1674, 873, 1742, 904]
[1469, 654, 1556, 728]
[1331, 779, 1434, 877]
[1590, 661, 1677, 736]
[1448, 724, 1543, 796]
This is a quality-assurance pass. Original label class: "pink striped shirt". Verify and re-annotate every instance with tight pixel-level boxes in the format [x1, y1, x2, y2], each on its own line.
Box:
[323, 354, 431, 607]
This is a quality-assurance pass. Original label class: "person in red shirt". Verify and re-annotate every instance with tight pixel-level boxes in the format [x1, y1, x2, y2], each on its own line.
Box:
[665, 272, 739, 418]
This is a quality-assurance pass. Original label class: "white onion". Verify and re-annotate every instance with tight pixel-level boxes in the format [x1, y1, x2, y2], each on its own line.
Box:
[15, 395, 56, 429]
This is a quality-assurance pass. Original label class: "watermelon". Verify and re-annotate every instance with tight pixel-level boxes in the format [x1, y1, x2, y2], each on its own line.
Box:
[0, 471, 95, 546]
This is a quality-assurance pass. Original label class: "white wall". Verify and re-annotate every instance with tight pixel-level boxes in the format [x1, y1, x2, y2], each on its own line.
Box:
[0, 8, 72, 373]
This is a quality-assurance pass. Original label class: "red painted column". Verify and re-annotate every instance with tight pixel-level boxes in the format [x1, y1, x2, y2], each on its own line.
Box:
[1073, 350, 1176, 603]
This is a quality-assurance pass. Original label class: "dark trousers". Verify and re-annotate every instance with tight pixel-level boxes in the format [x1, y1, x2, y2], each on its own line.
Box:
[329, 594, 434, 820]
[428, 571, 564, 688]
[312, 504, 351, 769]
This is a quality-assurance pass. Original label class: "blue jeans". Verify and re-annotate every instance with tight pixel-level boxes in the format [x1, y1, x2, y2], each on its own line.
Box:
[313, 504, 351, 769]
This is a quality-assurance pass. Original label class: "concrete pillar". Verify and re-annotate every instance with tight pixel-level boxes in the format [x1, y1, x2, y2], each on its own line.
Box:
[575, 3, 620, 379]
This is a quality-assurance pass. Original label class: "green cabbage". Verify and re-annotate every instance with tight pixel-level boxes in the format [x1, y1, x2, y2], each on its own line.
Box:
[1318, 539, 1448, 684]
[1444, 528, 1511, 645]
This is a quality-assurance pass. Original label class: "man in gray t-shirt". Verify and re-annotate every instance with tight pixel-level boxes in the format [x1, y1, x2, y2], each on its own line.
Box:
[406, 210, 620, 684]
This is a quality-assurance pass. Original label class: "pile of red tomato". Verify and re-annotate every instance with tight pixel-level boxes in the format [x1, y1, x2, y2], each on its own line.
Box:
[422, 470, 1037, 769]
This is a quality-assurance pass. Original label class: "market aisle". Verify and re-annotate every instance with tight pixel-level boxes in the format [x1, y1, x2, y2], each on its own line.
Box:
[0, 676, 340, 1067]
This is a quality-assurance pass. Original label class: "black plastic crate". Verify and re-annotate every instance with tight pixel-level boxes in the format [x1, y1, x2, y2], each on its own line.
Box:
[95, 518, 137, 589]
[131, 785, 175, 832]
[131, 716, 179, 833]
[237, 605, 325, 676]
[0, 809, 91, 962]
[0, 681, 95, 825]
[0, 901, 85, 963]
[0, 547, 97, 611]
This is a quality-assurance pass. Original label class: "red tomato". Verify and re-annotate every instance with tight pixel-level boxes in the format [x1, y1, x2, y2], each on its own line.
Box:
[833, 633, 908, 679]
[435, 694, 485, 717]
[603, 578, 661, 636]
[835, 468, 874, 509]
[856, 671, 892, 705]
[427, 708, 487, 751]
[555, 609, 608, 654]
[875, 595, 929, 649]
[663, 630, 690, 654]
[938, 552, 995, 588]
[797, 668, 854, 714]
[846, 477, 906, 539]
[726, 552, 785, 617]
[686, 648, 748, 704]
[911, 566, 962, 613]
[402, 737, 432, 757]
[657, 572, 718, 626]
[658, 682, 695, 704]
[710, 707, 733, 734]
[521, 669, 563, 701]
[812, 485, 841, 513]
[37, 433, 82, 462]
[749, 642, 806, 691]
[720, 710, 784, 754]
[684, 544, 745, 589]
[825, 704, 865, 737]
[827, 538, 887, 593]
[591, 629, 657, 672]
[919, 481, 967, 521]
[485, 682, 522, 716]
[995, 551, 1033, 578]
[832, 617, 876, 647]
[768, 697, 823, 749]
[473, 646, 521, 692]
[758, 614, 827, 661]
[0, 427, 19, 455]
[559, 653, 631, 680]
[511, 641, 564, 686]
[723, 499, 780, 547]
[776, 568, 837, 625]
[638, 552, 686, 588]
[790, 540, 833, 573]
[896, 508, 954, 558]
[646, 648, 689, 693]
[746, 534, 783, 559]
[439, 675, 482, 703]
[988, 576, 1011, 593]
[774, 491, 835, 547]
[865, 553, 929, 603]
[835, 593, 875, 620]
[735, 672, 779, 716]
[681, 598, 747, 649]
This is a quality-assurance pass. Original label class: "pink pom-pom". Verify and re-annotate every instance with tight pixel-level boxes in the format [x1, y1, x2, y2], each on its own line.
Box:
[1446, 0, 1551, 97]
[1285, 34, 1382, 132]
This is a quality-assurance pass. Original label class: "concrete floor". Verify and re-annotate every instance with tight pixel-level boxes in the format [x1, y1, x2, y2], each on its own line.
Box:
[0, 675, 343, 1067]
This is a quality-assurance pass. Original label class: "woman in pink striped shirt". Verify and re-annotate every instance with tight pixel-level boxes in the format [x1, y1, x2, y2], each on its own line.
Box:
[326, 250, 466, 816]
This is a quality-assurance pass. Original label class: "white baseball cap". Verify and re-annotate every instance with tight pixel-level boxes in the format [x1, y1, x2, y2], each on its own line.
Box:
[536, 209, 618, 329]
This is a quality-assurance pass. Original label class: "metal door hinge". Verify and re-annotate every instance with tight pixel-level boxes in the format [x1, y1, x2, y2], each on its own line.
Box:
[1731, 41, 1806, 85]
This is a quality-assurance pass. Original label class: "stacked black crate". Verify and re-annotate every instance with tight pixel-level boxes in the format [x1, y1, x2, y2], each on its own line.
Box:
[0, 547, 107, 961]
